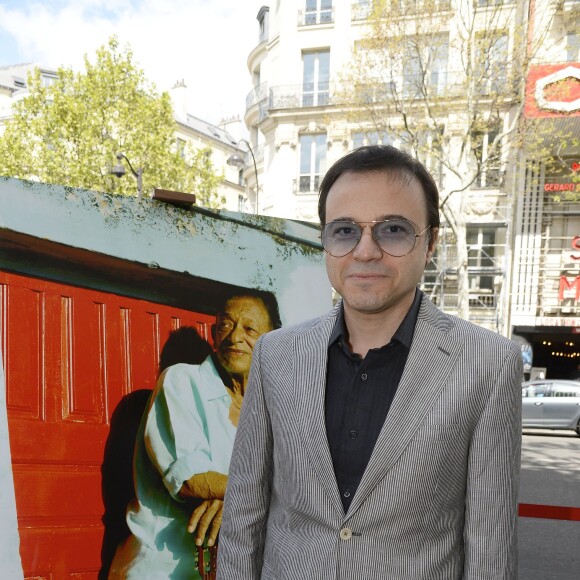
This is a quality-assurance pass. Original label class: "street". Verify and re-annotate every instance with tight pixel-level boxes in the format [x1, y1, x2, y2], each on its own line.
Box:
[519, 430, 580, 580]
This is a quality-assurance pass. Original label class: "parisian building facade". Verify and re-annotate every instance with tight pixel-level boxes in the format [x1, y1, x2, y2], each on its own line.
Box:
[241, 0, 579, 378]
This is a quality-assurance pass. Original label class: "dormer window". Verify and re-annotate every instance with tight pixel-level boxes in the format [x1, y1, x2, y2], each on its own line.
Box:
[12, 76, 26, 89]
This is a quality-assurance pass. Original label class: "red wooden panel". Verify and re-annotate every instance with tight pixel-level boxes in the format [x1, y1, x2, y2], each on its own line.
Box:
[13, 464, 102, 519]
[18, 526, 103, 579]
[9, 422, 107, 464]
[119, 306, 160, 393]
[1, 282, 44, 420]
[62, 296, 107, 422]
[0, 270, 216, 578]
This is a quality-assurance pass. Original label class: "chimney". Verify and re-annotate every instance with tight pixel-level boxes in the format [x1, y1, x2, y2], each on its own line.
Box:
[170, 79, 187, 121]
[219, 116, 243, 142]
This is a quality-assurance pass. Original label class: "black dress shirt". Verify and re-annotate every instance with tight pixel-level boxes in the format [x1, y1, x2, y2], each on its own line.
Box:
[325, 289, 422, 512]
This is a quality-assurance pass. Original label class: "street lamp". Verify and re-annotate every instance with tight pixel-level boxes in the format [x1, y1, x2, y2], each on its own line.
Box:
[111, 152, 143, 198]
[227, 139, 259, 214]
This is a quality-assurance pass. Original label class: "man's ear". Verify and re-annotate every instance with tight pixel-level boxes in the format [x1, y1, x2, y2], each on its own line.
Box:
[211, 324, 216, 343]
[426, 227, 439, 265]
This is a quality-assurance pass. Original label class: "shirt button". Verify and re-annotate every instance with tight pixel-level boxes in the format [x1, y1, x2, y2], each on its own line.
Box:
[349, 430, 358, 439]
[361, 373, 368, 381]
[340, 527, 352, 541]
[343, 489, 351, 498]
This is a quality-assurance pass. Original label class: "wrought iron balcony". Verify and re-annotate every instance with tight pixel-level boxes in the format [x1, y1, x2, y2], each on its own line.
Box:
[298, 7, 334, 26]
[351, 1, 372, 21]
[246, 83, 269, 110]
[246, 70, 516, 120]
[268, 82, 338, 111]
[293, 175, 322, 195]
[352, 0, 452, 21]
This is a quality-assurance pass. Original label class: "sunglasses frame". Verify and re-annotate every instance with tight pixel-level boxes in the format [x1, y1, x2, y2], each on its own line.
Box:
[321, 219, 431, 258]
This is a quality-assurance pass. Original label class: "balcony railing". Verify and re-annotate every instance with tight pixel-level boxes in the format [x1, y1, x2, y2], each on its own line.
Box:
[475, 167, 505, 189]
[477, 0, 515, 7]
[398, 0, 452, 11]
[248, 72, 516, 119]
[298, 7, 334, 26]
[246, 83, 269, 110]
[352, 0, 452, 20]
[268, 82, 338, 111]
[293, 175, 322, 195]
[352, 1, 372, 20]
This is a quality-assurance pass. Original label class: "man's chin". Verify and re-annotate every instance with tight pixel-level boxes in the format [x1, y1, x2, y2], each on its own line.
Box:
[218, 356, 251, 377]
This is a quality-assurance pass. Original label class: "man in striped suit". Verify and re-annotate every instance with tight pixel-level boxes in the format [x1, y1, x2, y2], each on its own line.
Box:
[218, 145, 522, 579]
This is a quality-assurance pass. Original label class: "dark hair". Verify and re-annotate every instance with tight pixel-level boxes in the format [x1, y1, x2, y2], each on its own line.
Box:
[318, 145, 440, 234]
[220, 289, 282, 331]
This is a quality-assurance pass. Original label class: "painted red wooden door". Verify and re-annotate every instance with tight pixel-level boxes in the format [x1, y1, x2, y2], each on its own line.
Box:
[1, 270, 215, 579]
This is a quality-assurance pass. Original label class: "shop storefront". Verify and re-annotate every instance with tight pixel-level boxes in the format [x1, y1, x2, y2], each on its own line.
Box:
[511, 63, 580, 380]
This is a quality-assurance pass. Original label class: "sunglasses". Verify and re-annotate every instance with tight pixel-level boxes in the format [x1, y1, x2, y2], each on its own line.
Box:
[321, 219, 431, 258]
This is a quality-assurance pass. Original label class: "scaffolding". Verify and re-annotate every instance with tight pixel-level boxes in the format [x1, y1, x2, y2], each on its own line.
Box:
[421, 190, 513, 332]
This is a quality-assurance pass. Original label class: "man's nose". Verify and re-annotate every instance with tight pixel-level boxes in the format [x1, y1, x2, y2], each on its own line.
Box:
[352, 225, 382, 260]
[227, 323, 245, 343]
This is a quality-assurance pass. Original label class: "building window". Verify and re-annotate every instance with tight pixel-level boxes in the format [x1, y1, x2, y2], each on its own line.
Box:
[352, 0, 372, 21]
[257, 6, 269, 43]
[467, 227, 498, 304]
[299, 134, 327, 193]
[176, 138, 186, 159]
[41, 74, 58, 88]
[476, 32, 508, 95]
[566, 33, 580, 62]
[477, 0, 515, 6]
[302, 50, 330, 106]
[351, 130, 392, 149]
[416, 130, 445, 189]
[303, 0, 333, 25]
[428, 37, 449, 95]
[12, 76, 26, 88]
[474, 127, 502, 188]
[402, 54, 422, 99]
[402, 35, 448, 98]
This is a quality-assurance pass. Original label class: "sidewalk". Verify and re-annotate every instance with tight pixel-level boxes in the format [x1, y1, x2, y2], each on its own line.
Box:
[518, 430, 580, 580]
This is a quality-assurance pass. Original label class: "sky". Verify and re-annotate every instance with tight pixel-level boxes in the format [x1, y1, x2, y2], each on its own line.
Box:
[0, 0, 266, 126]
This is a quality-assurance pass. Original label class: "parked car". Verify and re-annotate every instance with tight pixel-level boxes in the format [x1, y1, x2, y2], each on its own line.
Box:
[522, 379, 580, 436]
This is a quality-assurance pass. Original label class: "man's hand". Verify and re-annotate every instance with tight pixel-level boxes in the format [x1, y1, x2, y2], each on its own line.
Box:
[188, 499, 223, 547]
[178, 471, 227, 501]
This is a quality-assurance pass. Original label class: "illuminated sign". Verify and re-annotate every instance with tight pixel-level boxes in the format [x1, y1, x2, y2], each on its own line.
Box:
[560, 275, 580, 302]
[535, 66, 580, 113]
[525, 63, 580, 118]
[559, 237, 580, 302]
[543, 161, 579, 193]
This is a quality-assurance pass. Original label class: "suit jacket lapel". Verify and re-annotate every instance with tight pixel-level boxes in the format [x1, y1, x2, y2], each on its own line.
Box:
[294, 304, 344, 514]
[346, 297, 463, 516]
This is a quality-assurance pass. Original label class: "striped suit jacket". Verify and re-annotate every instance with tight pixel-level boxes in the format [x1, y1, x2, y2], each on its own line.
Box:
[218, 293, 523, 580]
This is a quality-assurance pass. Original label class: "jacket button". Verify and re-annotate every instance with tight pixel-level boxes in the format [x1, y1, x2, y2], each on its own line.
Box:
[339, 527, 352, 541]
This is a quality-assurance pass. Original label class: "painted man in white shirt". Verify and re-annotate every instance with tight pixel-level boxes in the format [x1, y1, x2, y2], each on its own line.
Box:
[109, 291, 279, 579]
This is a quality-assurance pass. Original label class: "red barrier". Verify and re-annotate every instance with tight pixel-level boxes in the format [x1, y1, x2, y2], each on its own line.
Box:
[519, 503, 580, 521]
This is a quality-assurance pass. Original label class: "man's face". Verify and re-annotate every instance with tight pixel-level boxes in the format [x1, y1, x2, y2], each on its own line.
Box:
[324, 170, 437, 317]
[214, 296, 271, 378]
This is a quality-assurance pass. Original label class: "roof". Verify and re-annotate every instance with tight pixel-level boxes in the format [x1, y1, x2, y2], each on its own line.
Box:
[179, 114, 240, 148]
[0, 63, 58, 91]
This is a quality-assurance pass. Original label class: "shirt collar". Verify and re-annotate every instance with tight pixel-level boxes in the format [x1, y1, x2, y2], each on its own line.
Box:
[329, 287, 422, 350]
[200, 354, 232, 400]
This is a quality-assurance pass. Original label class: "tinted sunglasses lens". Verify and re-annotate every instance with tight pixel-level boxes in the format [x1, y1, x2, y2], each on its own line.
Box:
[322, 221, 361, 256]
[372, 220, 417, 256]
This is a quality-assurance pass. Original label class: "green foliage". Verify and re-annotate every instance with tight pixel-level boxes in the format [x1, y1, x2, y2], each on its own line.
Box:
[0, 37, 223, 207]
